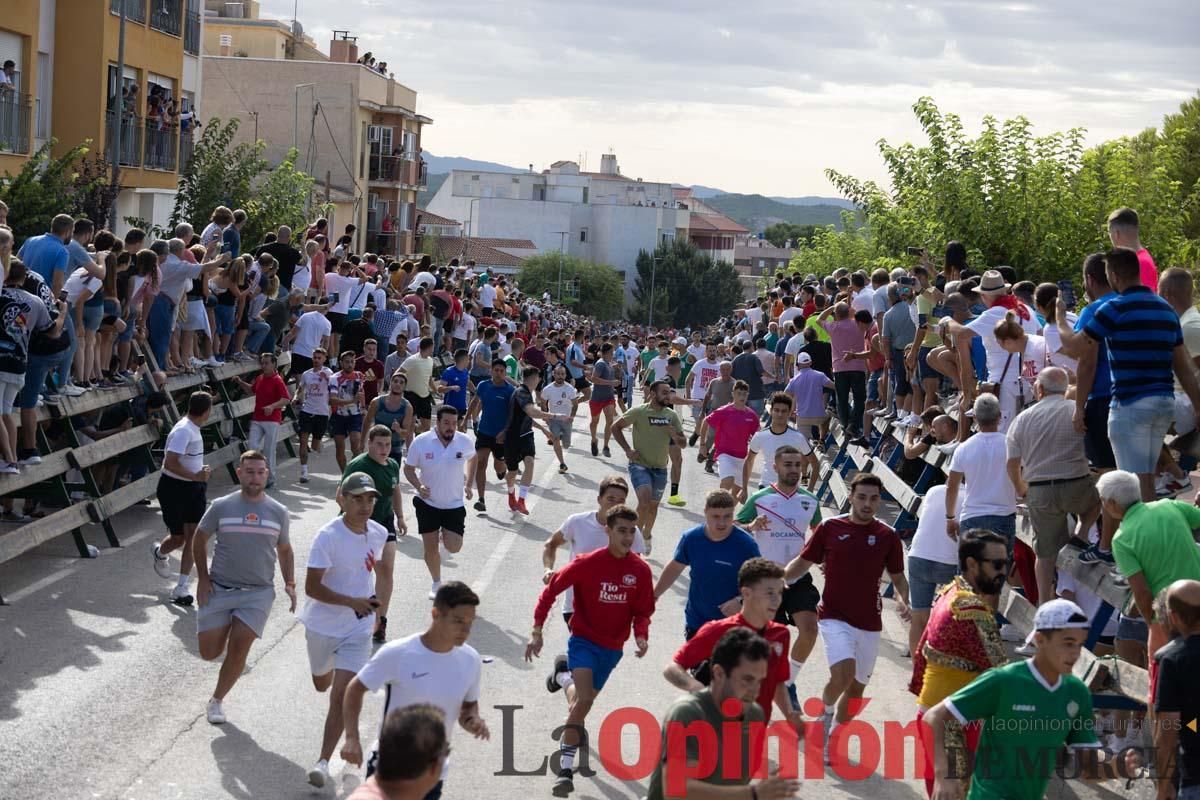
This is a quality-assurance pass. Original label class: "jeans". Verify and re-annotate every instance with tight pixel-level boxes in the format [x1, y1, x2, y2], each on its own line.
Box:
[147, 294, 175, 370]
[57, 312, 77, 386]
[1109, 393, 1174, 474]
[960, 513, 1017, 558]
[833, 370, 867, 437]
[19, 351, 63, 407]
[432, 316, 445, 353]
[248, 420, 280, 478]
[245, 320, 272, 354]
[748, 397, 765, 416]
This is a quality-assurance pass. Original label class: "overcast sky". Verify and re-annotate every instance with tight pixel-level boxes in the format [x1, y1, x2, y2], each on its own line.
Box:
[258, 0, 1199, 197]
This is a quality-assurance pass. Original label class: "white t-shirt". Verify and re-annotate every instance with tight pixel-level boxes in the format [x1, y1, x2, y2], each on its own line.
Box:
[686, 344, 707, 363]
[64, 267, 102, 303]
[452, 312, 476, 342]
[541, 382, 578, 415]
[558, 511, 645, 612]
[410, 272, 437, 292]
[965, 303, 1039, 381]
[292, 311, 331, 358]
[1042, 312, 1078, 373]
[745, 307, 764, 329]
[298, 518, 389, 638]
[778, 307, 802, 331]
[324, 274, 360, 314]
[405, 431, 474, 509]
[355, 633, 481, 780]
[199, 221, 224, 248]
[851, 286, 875, 313]
[747, 427, 813, 487]
[163, 418, 204, 481]
[480, 283, 497, 308]
[689, 358, 722, 399]
[299, 367, 333, 416]
[908, 485, 962, 566]
[948, 431, 1017, 519]
[784, 333, 808, 360]
[646, 356, 669, 384]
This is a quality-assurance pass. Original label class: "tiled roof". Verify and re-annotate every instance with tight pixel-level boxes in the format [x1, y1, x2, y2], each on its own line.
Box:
[688, 212, 749, 234]
[414, 209, 460, 227]
[420, 237, 534, 268]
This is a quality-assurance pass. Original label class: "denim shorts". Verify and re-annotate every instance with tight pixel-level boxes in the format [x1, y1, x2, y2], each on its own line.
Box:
[1108, 394, 1174, 474]
[1116, 613, 1149, 643]
[214, 304, 236, 336]
[907, 556, 960, 610]
[628, 463, 668, 501]
[82, 302, 104, 332]
[960, 514, 1016, 557]
[917, 346, 939, 381]
[867, 369, 882, 403]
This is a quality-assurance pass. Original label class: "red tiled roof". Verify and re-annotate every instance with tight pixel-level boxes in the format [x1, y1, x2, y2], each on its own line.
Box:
[673, 187, 693, 199]
[415, 209, 460, 227]
[688, 212, 749, 234]
[419, 237, 534, 268]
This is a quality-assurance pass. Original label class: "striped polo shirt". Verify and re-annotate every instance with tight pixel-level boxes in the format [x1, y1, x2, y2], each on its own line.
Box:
[1082, 286, 1182, 404]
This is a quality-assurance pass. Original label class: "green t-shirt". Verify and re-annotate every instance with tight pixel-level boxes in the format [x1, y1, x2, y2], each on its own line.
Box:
[917, 292, 942, 347]
[803, 314, 831, 343]
[764, 332, 780, 352]
[1112, 499, 1200, 596]
[343, 453, 401, 530]
[504, 354, 520, 381]
[620, 403, 683, 469]
[946, 660, 1099, 800]
[646, 689, 765, 800]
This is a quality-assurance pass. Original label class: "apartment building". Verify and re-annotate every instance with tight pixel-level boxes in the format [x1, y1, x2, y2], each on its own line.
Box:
[201, 0, 325, 61]
[673, 187, 749, 265]
[0, 1, 203, 232]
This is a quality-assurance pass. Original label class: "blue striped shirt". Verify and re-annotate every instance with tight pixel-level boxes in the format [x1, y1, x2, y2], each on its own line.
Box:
[1083, 286, 1182, 404]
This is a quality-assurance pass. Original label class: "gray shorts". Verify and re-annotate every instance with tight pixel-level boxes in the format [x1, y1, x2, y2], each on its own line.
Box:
[305, 628, 372, 676]
[548, 418, 573, 447]
[197, 583, 275, 638]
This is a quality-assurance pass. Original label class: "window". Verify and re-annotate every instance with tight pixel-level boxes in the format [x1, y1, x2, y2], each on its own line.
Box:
[580, 229, 588, 243]
[759, 259, 765, 268]
[534, 185, 546, 201]
[582, 187, 589, 204]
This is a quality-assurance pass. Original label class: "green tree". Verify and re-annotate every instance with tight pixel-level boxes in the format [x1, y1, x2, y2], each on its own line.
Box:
[0, 140, 124, 243]
[517, 253, 625, 320]
[629, 239, 743, 329]
[169, 117, 267, 234]
[240, 148, 316, 248]
[763, 222, 819, 249]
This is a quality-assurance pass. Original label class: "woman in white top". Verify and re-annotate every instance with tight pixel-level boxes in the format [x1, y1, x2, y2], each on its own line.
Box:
[293, 240, 318, 302]
[992, 312, 1049, 429]
[64, 254, 105, 388]
[1033, 282, 1078, 375]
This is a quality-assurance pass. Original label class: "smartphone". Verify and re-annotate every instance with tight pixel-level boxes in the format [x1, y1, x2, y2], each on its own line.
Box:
[57, 289, 69, 303]
[328, 292, 339, 304]
[137, 354, 147, 366]
[1056, 279, 1077, 311]
[906, 246, 925, 257]
[354, 594, 380, 619]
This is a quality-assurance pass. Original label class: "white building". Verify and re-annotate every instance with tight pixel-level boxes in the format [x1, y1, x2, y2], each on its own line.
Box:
[424, 154, 688, 296]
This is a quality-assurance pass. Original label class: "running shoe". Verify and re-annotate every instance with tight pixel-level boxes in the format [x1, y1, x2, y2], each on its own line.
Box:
[546, 653, 569, 693]
[552, 769, 574, 797]
[170, 585, 194, 606]
[688, 432, 699, 447]
[61, 383, 87, 397]
[206, 698, 226, 725]
[428, 581, 441, 600]
[373, 616, 388, 644]
[644, 538, 652, 557]
[602, 446, 611, 458]
[307, 759, 330, 787]
[667, 495, 686, 507]
[998, 623, 1023, 642]
[559, 462, 569, 473]
[153, 544, 173, 579]
[704, 459, 715, 474]
[0, 462, 19, 475]
[1015, 640, 1037, 657]
[591, 440, 599, 456]
[517, 497, 530, 515]
[473, 499, 487, 512]
[1077, 544, 1115, 565]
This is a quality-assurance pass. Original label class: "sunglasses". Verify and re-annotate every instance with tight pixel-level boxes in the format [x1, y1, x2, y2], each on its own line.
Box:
[980, 558, 1009, 571]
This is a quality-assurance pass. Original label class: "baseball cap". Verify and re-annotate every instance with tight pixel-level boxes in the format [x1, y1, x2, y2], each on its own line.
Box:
[797, 352, 813, 365]
[1033, 598, 1090, 631]
[340, 472, 380, 497]
[672, 336, 687, 347]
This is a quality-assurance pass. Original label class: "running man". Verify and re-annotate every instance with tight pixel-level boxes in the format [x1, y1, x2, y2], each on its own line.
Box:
[684, 341, 722, 444]
[737, 445, 822, 708]
[503, 366, 566, 514]
[542, 475, 647, 626]
[700, 379, 760, 501]
[193, 450, 294, 725]
[587, 343, 619, 457]
[743, 392, 818, 492]
[526, 504, 655, 797]
[466, 359, 515, 513]
[540, 364, 578, 473]
[342, 582, 490, 800]
[783, 472, 910, 765]
[611, 380, 686, 554]
[293, 347, 333, 484]
[329, 350, 366, 472]
[404, 405, 476, 600]
[299, 472, 390, 788]
[152, 390, 213, 605]
[343, 424, 408, 643]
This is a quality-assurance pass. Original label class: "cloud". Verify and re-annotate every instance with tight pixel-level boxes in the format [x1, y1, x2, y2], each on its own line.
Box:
[257, 0, 1199, 195]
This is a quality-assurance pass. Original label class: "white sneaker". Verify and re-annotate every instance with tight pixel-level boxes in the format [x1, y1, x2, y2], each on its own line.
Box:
[307, 759, 330, 787]
[1014, 640, 1037, 656]
[206, 698, 226, 724]
[205, 357, 222, 368]
[0, 462, 19, 475]
[62, 383, 86, 397]
[906, 412, 923, 427]
[999, 623, 1023, 642]
[428, 581, 441, 600]
[152, 544, 173, 579]
[190, 357, 206, 368]
[170, 583, 193, 605]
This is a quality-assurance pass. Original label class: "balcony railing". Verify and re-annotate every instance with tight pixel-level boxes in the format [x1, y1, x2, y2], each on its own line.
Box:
[418, 160, 428, 188]
[106, 110, 143, 167]
[0, 91, 33, 156]
[34, 96, 49, 140]
[184, 10, 201, 54]
[368, 154, 409, 183]
[179, 134, 195, 171]
[111, 0, 148, 24]
[144, 123, 178, 171]
[150, 0, 183, 37]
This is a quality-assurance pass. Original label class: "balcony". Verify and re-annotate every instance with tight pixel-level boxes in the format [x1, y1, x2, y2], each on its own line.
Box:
[150, 0, 183, 37]
[184, 10, 201, 54]
[144, 123, 178, 171]
[368, 154, 409, 184]
[111, 0, 148, 24]
[106, 110, 143, 167]
[0, 91, 33, 156]
[418, 160, 428, 188]
[179, 133, 195, 172]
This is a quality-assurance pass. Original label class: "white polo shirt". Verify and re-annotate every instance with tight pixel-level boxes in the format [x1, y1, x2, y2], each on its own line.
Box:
[405, 430, 474, 509]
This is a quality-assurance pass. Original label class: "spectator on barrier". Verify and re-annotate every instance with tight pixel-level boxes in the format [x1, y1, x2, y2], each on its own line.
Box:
[1097, 469, 1200, 704]
[902, 409, 956, 462]
[881, 279, 918, 426]
[1156, 267, 1200, 495]
[817, 301, 868, 443]
[1005, 367, 1101, 607]
[1107, 207, 1158, 293]
[945, 393, 1017, 556]
[73, 391, 169, 493]
[991, 312, 1049, 413]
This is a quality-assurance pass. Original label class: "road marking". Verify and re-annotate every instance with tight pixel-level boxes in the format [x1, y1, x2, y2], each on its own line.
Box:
[472, 454, 564, 596]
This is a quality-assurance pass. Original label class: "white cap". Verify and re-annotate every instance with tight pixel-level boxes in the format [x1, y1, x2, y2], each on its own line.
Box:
[1033, 598, 1090, 631]
[796, 352, 812, 365]
[672, 336, 687, 346]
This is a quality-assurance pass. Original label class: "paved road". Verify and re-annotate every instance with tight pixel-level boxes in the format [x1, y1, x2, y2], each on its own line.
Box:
[0, 415, 1142, 800]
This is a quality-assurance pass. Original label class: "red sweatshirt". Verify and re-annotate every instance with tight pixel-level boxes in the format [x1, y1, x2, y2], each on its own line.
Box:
[533, 548, 655, 650]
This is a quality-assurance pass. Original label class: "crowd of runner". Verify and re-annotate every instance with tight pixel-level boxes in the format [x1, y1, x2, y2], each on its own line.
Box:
[3, 200, 1200, 800]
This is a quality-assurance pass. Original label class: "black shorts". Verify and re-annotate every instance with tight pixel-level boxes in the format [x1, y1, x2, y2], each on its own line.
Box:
[380, 515, 398, 543]
[413, 497, 466, 535]
[327, 312, 348, 334]
[297, 411, 329, 439]
[156, 474, 207, 535]
[404, 390, 433, 420]
[1084, 396, 1117, 470]
[504, 433, 535, 470]
[563, 611, 573, 626]
[290, 353, 313, 378]
[775, 574, 820, 626]
[330, 413, 363, 438]
[475, 432, 501, 452]
[574, 377, 589, 391]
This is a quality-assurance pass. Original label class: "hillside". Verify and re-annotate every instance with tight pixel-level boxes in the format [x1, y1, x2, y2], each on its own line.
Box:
[703, 194, 850, 232]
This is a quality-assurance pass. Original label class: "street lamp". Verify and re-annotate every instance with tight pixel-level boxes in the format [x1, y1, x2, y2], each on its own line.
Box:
[554, 231, 569, 302]
[293, 83, 314, 151]
[649, 256, 663, 329]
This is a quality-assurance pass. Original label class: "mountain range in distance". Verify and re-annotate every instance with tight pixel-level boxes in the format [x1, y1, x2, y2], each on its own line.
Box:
[418, 153, 856, 231]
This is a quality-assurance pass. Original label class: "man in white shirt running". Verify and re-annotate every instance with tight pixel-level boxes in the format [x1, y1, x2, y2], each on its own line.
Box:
[152, 391, 213, 605]
[341, 582, 490, 800]
[540, 364, 578, 473]
[742, 392, 817, 492]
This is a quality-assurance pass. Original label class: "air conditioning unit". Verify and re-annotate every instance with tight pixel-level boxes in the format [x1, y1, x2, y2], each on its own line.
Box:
[224, 2, 245, 18]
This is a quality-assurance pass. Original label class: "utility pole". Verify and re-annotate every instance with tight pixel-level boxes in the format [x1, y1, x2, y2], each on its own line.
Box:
[554, 231, 569, 302]
[649, 256, 662, 329]
[109, 0, 128, 229]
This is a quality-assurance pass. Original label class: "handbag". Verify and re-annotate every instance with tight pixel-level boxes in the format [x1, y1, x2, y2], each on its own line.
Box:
[979, 352, 1013, 399]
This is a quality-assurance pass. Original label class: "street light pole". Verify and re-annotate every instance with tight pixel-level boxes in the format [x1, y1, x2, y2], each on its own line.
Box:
[554, 231, 569, 302]
[649, 256, 662, 329]
[293, 83, 314, 152]
[109, 0, 128, 229]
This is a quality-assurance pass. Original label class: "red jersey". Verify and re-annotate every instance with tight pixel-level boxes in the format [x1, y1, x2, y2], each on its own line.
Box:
[799, 516, 903, 632]
[250, 373, 289, 423]
[673, 613, 790, 720]
[704, 404, 760, 459]
[533, 548, 655, 651]
[355, 356, 386, 404]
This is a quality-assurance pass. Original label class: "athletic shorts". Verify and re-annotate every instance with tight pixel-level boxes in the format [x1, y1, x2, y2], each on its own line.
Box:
[197, 583, 274, 638]
[304, 628, 372, 676]
[548, 418, 573, 447]
[504, 433, 535, 470]
[327, 312, 348, 334]
[413, 497, 466, 535]
[475, 432, 502, 452]
[156, 474, 207, 535]
[567, 634, 623, 692]
[717, 453, 745, 483]
[589, 398, 614, 417]
[917, 346, 939, 381]
[330, 413, 363, 438]
[297, 411, 329, 439]
[819, 618, 881, 685]
[628, 463, 668, 501]
[290, 353, 313, 379]
[404, 391, 433, 420]
[380, 515, 398, 543]
[775, 574, 820, 626]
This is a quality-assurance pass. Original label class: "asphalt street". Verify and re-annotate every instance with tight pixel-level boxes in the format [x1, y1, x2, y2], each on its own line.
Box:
[0, 414, 1140, 800]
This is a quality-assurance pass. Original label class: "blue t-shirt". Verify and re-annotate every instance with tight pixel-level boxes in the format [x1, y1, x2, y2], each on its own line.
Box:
[1075, 291, 1118, 401]
[566, 342, 586, 379]
[672, 524, 762, 632]
[17, 233, 69, 286]
[222, 225, 241, 259]
[475, 379, 515, 436]
[1083, 286, 1182, 404]
[440, 365, 471, 412]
